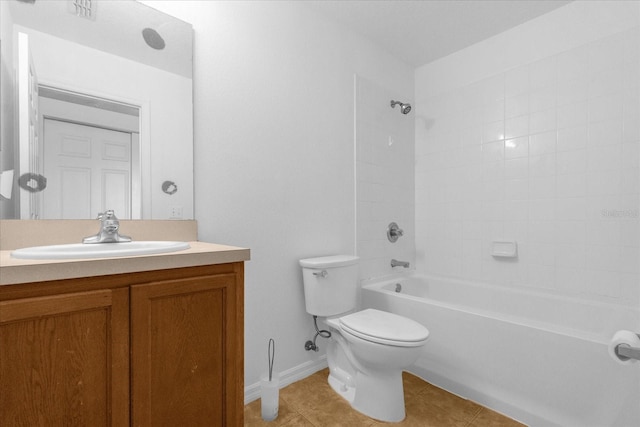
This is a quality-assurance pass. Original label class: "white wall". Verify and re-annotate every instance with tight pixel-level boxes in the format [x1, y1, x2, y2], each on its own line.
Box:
[415, 1, 639, 307]
[12, 25, 193, 220]
[0, 1, 17, 218]
[144, 1, 414, 396]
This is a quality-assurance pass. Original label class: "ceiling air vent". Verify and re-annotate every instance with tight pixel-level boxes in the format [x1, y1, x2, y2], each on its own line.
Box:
[68, 0, 96, 21]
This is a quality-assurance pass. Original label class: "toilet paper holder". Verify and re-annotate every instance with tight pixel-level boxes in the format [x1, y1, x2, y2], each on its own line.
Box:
[615, 333, 640, 361]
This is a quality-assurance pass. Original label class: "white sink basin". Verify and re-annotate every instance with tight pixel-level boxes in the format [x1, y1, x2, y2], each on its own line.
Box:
[11, 241, 191, 260]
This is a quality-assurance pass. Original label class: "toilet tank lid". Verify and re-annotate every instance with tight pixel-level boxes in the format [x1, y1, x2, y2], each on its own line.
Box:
[299, 255, 359, 268]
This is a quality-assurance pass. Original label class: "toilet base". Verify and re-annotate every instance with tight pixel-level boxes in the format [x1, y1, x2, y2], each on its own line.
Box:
[328, 370, 356, 403]
[327, 368, 406, 422]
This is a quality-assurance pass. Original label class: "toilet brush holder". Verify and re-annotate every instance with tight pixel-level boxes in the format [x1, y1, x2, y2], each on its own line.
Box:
[260, 372, 280, 421]
[261, 338, 278, 421]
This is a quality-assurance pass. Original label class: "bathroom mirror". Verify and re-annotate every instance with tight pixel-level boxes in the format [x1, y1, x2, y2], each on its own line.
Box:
[1, 0, 193, 219]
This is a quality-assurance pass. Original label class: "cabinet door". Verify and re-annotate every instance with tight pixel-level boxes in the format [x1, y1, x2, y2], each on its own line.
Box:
[0, 288, 129, 426]
[131, 272, 241, 427]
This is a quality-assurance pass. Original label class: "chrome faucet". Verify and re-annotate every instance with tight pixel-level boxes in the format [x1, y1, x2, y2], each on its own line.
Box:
[391, 259, 410, 268]
[83, 210, 132, 243]
[387, 222, 404, 243]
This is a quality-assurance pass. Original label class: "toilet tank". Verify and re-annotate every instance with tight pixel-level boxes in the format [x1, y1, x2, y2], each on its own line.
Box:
[299, 255, 359, 317]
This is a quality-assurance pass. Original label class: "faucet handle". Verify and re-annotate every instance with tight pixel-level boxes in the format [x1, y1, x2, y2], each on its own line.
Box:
[97, 210, 118, 220]
[387, 222, 404, 242]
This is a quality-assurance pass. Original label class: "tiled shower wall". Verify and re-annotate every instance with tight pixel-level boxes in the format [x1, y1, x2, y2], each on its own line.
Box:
[415, 25, 639, 305]
[356, 76, 415, 280]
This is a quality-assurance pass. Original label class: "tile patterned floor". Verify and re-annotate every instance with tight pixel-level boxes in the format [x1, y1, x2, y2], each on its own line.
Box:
[245, 369, 526, 426]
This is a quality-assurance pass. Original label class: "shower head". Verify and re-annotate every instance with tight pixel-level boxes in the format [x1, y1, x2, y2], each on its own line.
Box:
[390, 100, 412, 115]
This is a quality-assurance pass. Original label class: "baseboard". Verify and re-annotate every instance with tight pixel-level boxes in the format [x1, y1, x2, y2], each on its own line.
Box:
[244, 356, 328, 405]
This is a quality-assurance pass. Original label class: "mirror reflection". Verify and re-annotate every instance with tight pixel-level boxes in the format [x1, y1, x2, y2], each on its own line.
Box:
[0, 0, 194, 219]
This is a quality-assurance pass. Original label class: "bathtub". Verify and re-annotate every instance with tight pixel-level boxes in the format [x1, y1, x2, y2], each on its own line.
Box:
[362, 274, 640, 427]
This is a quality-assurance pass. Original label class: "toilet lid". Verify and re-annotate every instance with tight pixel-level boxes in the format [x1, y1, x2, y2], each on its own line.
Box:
[339, 309, 429, 347]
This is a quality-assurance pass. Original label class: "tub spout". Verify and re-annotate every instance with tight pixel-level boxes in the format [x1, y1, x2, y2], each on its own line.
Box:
[391, 259, 410, 268]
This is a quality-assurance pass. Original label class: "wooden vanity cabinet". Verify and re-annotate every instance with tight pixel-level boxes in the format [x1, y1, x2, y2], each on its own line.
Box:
[0, 262, 244, 427]
[0, 288, 130, 426]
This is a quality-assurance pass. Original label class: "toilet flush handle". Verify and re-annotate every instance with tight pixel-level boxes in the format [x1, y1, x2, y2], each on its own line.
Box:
[313, 270, 328, 278]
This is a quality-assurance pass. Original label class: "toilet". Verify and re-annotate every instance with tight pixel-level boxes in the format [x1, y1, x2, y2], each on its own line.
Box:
[299, 255, 429, 422]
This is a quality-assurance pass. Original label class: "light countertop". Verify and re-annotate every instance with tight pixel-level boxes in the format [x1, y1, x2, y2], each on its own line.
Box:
[0, 241, 250, 286]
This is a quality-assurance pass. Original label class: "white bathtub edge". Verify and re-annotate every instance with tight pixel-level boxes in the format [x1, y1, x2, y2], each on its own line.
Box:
[408, 361, 561, 427]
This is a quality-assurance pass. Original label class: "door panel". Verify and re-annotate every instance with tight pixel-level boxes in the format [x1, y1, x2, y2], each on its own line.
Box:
[43, 118, 132, 219]
[131, 274, 238, 427]
[0, 289, 129, 426]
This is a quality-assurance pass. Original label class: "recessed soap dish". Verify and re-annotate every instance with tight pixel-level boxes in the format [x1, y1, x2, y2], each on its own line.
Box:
[491, 240, 517, 258]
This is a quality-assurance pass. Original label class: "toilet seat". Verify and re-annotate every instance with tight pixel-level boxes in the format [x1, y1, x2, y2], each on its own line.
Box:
[338, 309, 429, 348]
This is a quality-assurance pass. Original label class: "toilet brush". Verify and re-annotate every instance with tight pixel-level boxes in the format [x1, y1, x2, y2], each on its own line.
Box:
[260, 338, 279, 421]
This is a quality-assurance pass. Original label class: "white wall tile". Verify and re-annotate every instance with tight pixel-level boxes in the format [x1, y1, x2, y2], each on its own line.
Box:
[529, 175, 556, 199]
[530, 199, 556, 221]
[529, 154, 556, 178]
[483, 120, 505, 143]
[586, 220, 622, 246]
[557, 174, 587, 198]
[586, 145, 621, 172]
[529, 220, 557, 243]
[529, 108, 557, 134]
[506, 93, 529, 118]
[621, 168, 640, 195]
[482, 140, 505, 163]
[505, 136, 529, 159]
[555, 244, 586, 269]
[557, 45, 589, 84]
[557, 80, 589, 106]
[528, 264, 556, 289]
[556, 267, 586, 293]
[587, 170, 621, 196]
[529, 131, 557, 156]
[588, 92, 623, 124]
[415, 12, 639, 305]
[588, 120, 623, 147]
[357, 75, 415, 280]
[557, 126, 587, 151]
[585, 244, 621, 271]
[483, 99, 505, 123]
[556, 197, 586, 221]
[585, 270, 620, 297]
[530, 86, 557, 113]
[505, 115, 529, 139]
[623, 59, 640, 89]
[505, 157, 529, 180]
[529, 56, 557, 90]
[505, 66, 529, 97]
[557, 150, 586, 175]
[620, 219, 640, 247]
[555, 220, 586, 244]
[558, 101, 588, 129]
[505, 178, 529, 200]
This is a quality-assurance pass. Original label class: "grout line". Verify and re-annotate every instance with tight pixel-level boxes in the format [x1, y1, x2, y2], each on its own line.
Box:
[466, 407, 484, 426]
